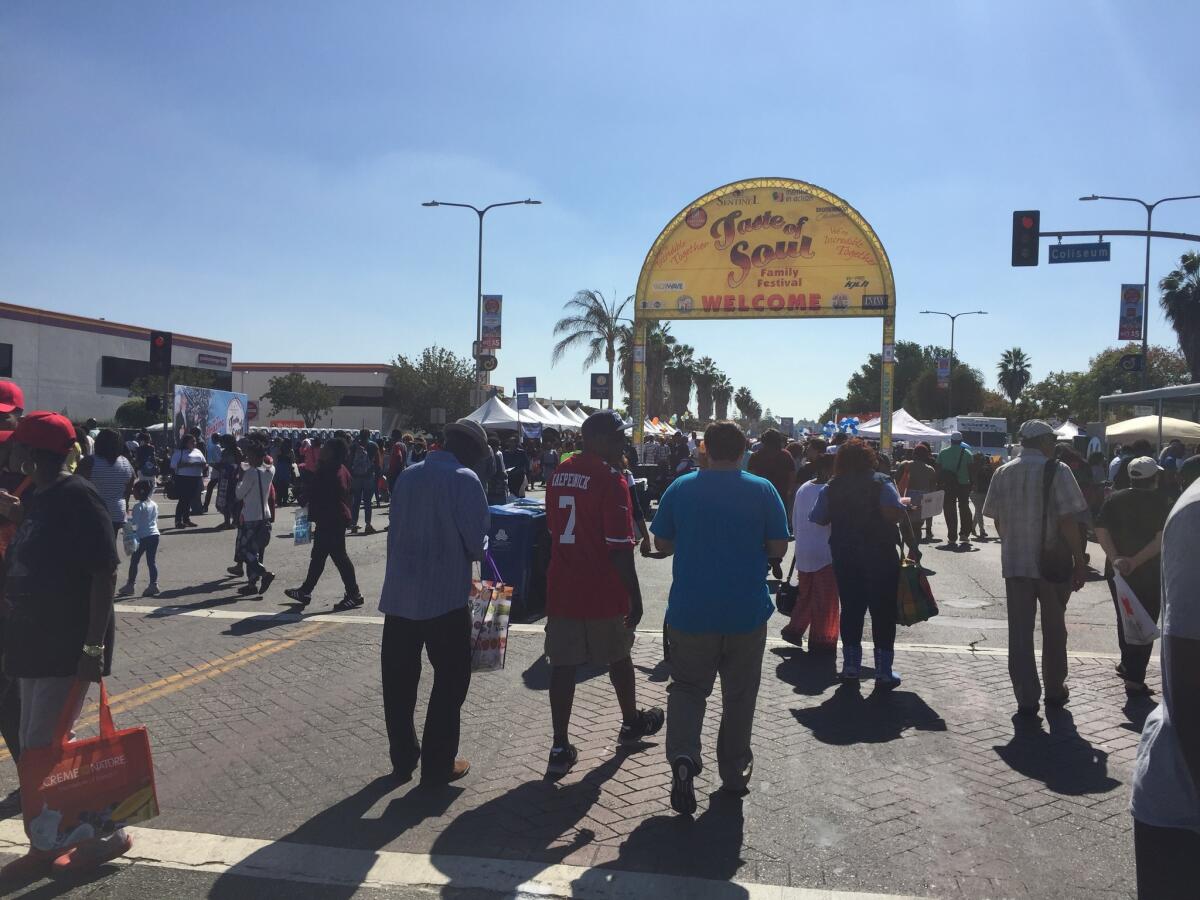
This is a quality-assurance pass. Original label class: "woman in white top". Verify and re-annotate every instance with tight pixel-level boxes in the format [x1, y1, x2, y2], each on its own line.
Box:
[168, 434, 209, 529]
[781, 454, 840, 651]
[80, 429, 135, 536]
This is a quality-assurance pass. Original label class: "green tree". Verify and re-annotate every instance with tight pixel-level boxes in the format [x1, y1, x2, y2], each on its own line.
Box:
[996, 347, 1032, 405]
[692, 357, 719, 422]
[129, 365, 219, 401]
[617, 322, 676, 419]
[1069, 344, 1188, 421]
[114, 397, 162, 428]
[712, 373, 734, 420]
[664, 344, 695, 420]
[387, 346, 476, 432]
[902, 365, 985, 420]
[264, 372, 338, 428]
[550, 290, 632, 410]
[733, 386, 761, 425]
[1160, 251, 1200, 382]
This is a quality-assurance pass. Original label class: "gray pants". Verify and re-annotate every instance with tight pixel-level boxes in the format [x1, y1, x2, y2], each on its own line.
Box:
[1004, 578, 1070, 708]
[665, 623, 766, 790]
[19, 677, 85, 751]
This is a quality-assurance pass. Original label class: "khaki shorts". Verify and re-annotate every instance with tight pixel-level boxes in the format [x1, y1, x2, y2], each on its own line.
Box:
[544, 616, 634, 668]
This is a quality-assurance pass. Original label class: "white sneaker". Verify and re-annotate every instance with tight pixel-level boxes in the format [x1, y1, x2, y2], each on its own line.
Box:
[116, 583, 135, 597]
[143, 583, 160, 597]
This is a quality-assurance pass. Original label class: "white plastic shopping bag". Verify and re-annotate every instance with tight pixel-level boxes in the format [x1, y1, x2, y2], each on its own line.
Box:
[1113, 572, 1159, 645]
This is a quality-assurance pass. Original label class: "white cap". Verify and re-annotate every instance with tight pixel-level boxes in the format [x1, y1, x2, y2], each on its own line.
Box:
[950, 431, 963, 441]
[1128, 456, 1163, 480]
[1018, 420, 1055, 440]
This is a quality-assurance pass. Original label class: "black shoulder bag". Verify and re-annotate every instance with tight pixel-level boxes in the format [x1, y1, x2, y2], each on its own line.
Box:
[1039, 460, 1074, 584]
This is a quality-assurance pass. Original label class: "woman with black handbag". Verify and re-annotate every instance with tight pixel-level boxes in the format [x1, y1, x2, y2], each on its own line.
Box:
[167, 434, 208, 529]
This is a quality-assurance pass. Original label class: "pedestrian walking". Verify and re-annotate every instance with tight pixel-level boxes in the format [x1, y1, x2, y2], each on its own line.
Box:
[503, 436, 530, 499]
[348, 429, 380, 534]
[1130, 474, 1200, 898]
[896, 442, 938, 544]
[747, 428, 797, 525]
[78, 429, 134, 537]
[0, 412, 133, 877]
[118, 480, 161, 597]
[809, 438, 906, 685]
[782, 454, 839, 651]
[284, 438, 364, 610]
[543, 411, 663, 777]
[651, 421, 789, 814]
[937, 431, 973, 549]
[483, 438, 509, 505]
[234, 441, 276, 597]
[982, 420, 1089, 717]
[386, 429, 408, 492]
[379, 418, 490, 786]
[970, 454, 995, 540]
[1094, 457, 1172, 697]
[168, 434, 208, 529]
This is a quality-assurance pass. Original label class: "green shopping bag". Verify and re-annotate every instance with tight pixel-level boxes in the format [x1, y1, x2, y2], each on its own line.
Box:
[896, 558, 939, 627]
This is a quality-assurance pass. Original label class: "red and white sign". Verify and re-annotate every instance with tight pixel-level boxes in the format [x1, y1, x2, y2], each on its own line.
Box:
[247, 401, 259, 421]
[1118, 284, 1144, 341]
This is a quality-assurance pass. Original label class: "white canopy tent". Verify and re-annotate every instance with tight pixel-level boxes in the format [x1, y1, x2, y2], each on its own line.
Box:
[558, 405, 588, 425]
[463, 396, 521, 430]
[1104, 415, 1200, 445]
[504, 398, 560, 428]
[857, 409, 950, 443]
[528, 399, 579, 431]
[1055, 421, 1083, 440]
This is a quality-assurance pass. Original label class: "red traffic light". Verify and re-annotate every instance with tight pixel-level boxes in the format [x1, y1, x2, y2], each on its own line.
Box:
[153, 336, 165, 347]
[1021, 216, 1035, 230]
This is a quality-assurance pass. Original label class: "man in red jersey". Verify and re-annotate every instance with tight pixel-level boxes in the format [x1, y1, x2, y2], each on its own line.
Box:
[543, 411, 664, 775]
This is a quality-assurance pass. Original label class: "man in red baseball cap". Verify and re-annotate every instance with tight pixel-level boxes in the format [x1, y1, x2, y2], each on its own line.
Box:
[0, 411, 130, 877]
[0, 381, 23, 432]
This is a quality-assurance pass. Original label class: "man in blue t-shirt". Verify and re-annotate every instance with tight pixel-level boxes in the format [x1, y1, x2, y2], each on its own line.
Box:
[650, 421, 790, 816]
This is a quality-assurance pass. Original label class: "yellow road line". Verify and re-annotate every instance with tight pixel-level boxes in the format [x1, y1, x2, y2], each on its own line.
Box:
[0, 621, 334, 762]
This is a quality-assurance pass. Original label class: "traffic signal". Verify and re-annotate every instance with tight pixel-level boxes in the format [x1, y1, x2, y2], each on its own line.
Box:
[1011, 210, 1040, 266]
[148, 330, 172, 373]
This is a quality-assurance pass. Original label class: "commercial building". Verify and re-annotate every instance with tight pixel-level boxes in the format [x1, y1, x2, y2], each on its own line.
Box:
[0, 301, 232, 421]
[232, 363, 394, 432]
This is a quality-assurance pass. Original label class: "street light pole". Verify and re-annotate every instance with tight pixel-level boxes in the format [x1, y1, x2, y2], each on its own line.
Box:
[422, 198, 541, 393]
[919, 309, 988, 420]
[1079, 193, 1200, 388]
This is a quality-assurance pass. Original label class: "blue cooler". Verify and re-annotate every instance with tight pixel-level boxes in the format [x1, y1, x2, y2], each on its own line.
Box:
[487, 502, 549, 621]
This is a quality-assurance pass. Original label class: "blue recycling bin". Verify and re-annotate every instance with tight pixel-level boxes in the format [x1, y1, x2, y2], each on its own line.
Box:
[487, 502, 549, 621]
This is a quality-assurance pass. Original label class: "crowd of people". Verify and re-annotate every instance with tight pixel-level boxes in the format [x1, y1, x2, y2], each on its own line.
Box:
[1, 368, 1199, 892]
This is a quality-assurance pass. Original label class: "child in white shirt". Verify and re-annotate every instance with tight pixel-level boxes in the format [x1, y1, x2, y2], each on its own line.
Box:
[119, 481, 161, 597]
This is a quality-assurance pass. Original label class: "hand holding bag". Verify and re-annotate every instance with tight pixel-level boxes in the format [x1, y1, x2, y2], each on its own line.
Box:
[1113, 572, 1160, 645]
[19, 681, 159, 853]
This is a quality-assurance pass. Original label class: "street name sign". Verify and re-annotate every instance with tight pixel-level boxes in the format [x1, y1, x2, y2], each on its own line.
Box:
[1048, 242, 1110, 264]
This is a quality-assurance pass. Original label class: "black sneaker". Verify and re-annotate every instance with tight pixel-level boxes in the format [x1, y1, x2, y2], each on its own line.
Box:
[284, 588, 311, 607]
[546, 744, 578, 776]
[227, 565, 245, 577]
[618, 707, 665, 746]
[670, 757, 697, 816]
[332, 593, 365, 612]
[237, 583, 260, 597]
[259, 572, 275, 593]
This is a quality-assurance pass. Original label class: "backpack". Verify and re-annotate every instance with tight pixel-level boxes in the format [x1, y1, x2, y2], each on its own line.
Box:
[350, 443, 373, 477]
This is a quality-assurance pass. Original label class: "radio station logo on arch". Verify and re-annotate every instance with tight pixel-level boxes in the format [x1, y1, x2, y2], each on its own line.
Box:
[639, 184, 892, 320]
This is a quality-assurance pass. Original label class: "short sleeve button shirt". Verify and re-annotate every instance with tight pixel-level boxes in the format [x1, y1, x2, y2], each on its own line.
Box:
[546, 452, 635, 619]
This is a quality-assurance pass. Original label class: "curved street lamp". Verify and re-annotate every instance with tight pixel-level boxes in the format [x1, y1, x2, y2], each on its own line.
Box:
[919, 309, 988, 419]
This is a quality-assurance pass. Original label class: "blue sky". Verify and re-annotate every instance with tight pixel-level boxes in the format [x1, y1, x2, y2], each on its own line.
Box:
[2, 2, 1196, 420]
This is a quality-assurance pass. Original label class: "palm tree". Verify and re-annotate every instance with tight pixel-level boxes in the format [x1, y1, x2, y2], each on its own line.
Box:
[996, 347, 1033, 406]
[617, 321, 676, 419]
[712, 373, 734, 421]
[664, 344, 696, 420]
[1160, 251, 1200, 383]
[551, 290, 633, 409]
[692, 357, 719, 422]
[734, 386, 757, 423]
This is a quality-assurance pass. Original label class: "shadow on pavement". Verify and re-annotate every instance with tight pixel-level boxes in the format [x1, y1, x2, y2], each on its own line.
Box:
[148, 579, 236, 603]
[633, 658, 671, 684]
[771, 646, 839, 697]
[1121, 694, 1158, 733]
[993, 708, 1121, 796]
[207, 775, 462, 900]
[428, 755, 629, 890]
[792, 681, 947, 745]
[521, 654, 608, 691]
[574, 789, 750, 893]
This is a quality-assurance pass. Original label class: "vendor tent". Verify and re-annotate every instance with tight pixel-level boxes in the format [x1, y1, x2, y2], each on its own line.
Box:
[528, 399, 578, 430]
[1055, 421, 1083, 440]
[857, 409, 950, 443]
[1104, 415, 1200, 445]
[561, 405, 589, 425]
[463, 396, 521, 430]
[505, 398, 560, 428]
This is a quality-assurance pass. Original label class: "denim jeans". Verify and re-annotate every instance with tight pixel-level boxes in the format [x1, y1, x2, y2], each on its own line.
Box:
[128, 534, 160, 584]
[350, 476, 374, 527]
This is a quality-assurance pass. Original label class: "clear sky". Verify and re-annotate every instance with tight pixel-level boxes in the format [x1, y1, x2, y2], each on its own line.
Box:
[2, 2, 1197, 420]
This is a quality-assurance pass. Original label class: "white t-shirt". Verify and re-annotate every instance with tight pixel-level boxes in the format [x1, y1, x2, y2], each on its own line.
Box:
[170, 448, 207, 477]
[235, 464, 275, 523]
[1131, 479, 1200, 832]
[791, 479, 832, 573]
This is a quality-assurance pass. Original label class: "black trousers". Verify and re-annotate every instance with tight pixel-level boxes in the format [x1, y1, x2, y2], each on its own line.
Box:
[942, 481, 972, 541]
[1108, 574, 1162, 684]
[833, 551, 899, 651]
[381, 608, 472, 780]
[1135, 819, 1200, 899]
[299, 523, 359, 595]
[0, 672, 20, 762]
[173, 475, 201, 525]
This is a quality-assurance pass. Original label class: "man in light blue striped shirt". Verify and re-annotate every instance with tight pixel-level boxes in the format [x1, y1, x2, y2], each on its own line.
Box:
[379, 418, 490, 786]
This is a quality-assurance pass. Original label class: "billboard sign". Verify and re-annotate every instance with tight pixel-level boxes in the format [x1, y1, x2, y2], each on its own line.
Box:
[635, 178, 895, 321]
[515, 376, 537, 395]
[516, 394, 531, 410]
[481, 294, 502, 349]
[173, 385, 248, 443]
[1119, 284, 1144, 340]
